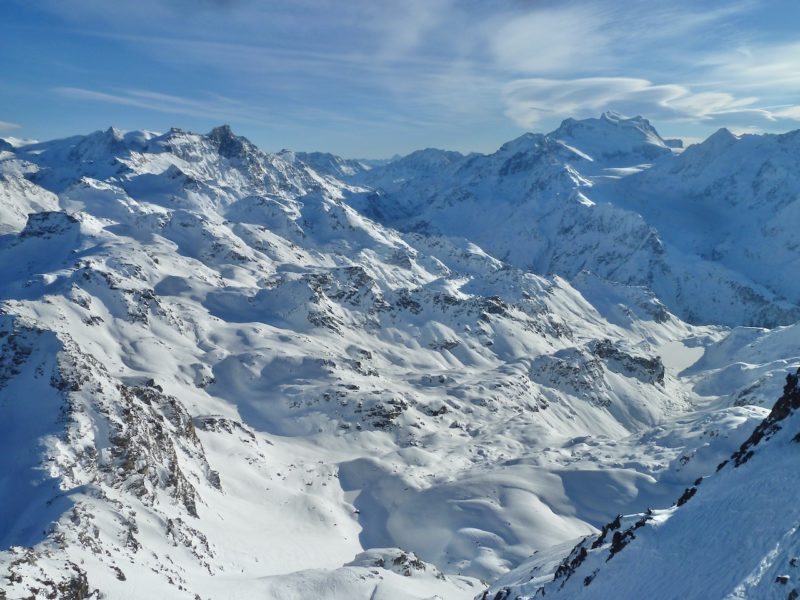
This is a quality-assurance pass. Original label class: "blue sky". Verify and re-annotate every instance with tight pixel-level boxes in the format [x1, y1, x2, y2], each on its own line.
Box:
[3, 0, 800, 157]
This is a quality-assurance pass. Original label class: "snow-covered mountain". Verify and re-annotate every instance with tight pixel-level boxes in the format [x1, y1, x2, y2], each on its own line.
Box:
[549, 112, 674, 164]
[1, 116, 799, 599]
[348, 113, 800, 327]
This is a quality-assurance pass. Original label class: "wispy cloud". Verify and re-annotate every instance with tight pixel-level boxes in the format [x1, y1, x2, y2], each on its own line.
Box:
[773, 106, 800, 120]
[53, 86, 272, 125]
[700, 41, 800, 92]
[51, 85, 442, 132]
[0, 121, 21, 133]
[486, 5, 613, 74]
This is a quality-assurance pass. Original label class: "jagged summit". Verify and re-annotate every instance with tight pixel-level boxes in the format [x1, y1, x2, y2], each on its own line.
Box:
[207, 124, 255, 160]
[208, 124, 235, 137]
[494, 132, 551, 156]
[702, 126, 739, 145]
[553, 111, 659, 135]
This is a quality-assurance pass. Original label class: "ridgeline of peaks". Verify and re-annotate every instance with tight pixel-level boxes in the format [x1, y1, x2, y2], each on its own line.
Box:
[342, 114, 800, 328]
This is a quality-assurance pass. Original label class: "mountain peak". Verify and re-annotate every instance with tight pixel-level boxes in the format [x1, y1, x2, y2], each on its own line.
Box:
[396, 147, 463, 168]
[209, 124, 234, 138]
[548, 112, 670, 164]
[599, 110, 652, 127]
[554, 112, 660, 138]
[105, 126, 125, 140]
[660, 127, 740, 172]
[207, 124, 253, 159]
[496, 132, 548, 155]
[705, 127, 739, 145]
[600, 110, 627, 122]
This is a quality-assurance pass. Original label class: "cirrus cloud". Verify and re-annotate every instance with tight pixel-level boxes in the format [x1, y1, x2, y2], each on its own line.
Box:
[0, 121, 21, 133]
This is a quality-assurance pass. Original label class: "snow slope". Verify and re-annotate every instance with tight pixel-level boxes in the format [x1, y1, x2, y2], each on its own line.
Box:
[485, 368, 800, 600]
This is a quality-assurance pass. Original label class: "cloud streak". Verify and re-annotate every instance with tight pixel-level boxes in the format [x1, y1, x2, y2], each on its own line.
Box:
[53, 87, 273, 125]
